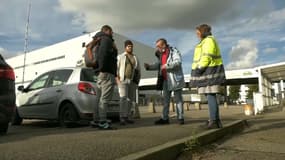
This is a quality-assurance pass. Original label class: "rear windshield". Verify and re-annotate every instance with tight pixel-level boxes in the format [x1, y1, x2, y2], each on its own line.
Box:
[80, 68, 97, 83]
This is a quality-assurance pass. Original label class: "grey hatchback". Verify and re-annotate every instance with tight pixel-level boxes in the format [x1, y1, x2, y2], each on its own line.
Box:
[13, 67, 119, 127]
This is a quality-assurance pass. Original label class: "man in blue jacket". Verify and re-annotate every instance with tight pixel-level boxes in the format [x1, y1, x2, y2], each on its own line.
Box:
[144, 38, 185, 125]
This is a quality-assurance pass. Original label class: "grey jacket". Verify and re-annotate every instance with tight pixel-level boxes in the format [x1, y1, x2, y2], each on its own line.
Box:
[147, 46, 185, 91]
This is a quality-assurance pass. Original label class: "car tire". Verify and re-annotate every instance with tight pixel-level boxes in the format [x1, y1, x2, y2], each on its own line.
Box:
[11, 109, 23, 125]
[59, 103, 79, 128]
[0, 112, 9, 135]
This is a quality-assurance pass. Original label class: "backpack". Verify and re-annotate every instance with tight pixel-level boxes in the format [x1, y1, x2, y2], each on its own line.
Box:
[84, 37, 101, 68]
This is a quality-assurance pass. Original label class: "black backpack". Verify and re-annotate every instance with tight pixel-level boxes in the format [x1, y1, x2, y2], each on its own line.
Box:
[84, 37, 101, 68]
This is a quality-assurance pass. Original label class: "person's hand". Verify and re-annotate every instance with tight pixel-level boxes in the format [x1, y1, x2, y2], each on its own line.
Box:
[115, 76, 120, 85]
[161, 64, 166, 70]
[144, 63, 150, 70]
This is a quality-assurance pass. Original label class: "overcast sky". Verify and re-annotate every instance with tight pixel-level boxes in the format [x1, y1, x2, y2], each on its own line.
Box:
[1, 0, 285, 74]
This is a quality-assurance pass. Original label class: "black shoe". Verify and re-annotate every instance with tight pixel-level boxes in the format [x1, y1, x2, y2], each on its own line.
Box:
[178, 119, 184, 125]
[90, 121, 99, 128]
[125, 118, 134, 124]
[154, 118, 169, 125]
[120, 119, 126, 126]
[98, 122, 116, 130]
[216, 119, 223, 128]
[120, 117, 134, 125]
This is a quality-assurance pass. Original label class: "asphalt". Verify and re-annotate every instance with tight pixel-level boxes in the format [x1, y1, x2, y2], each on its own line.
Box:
[0, 104, 249, 160]
[178, 106, 285, 160]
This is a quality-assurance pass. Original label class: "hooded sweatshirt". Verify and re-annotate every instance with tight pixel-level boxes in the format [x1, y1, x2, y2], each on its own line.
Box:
[93, 31, 118, 76]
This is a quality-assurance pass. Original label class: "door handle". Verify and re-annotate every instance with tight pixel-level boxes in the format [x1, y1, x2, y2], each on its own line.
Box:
[56, 90, 62, 92]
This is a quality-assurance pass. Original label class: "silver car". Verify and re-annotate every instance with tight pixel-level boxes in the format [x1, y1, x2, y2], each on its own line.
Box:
[13, 67, 119, 127]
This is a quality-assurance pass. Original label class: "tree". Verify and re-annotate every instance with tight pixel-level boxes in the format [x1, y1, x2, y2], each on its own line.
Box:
[246, 84, 259, 99]
[229, 85, 240, 102]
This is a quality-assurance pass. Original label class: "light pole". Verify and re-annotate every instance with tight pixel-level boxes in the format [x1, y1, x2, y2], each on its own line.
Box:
[22, 0, 31, 85]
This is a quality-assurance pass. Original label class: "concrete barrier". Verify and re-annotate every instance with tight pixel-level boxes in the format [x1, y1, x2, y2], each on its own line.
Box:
[117, 119, 247, 160]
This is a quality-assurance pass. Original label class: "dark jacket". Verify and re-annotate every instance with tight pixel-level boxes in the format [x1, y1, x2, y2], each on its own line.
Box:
[93, 32, 118, 76]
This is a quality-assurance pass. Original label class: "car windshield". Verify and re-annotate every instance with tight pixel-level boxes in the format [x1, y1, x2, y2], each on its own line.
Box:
[80, 68, 97, 83]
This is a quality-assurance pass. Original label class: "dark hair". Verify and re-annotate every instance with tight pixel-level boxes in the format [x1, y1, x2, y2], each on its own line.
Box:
[101, 25, 112, 32]
[156, 38, 168, 45]
[196, 24, 212, 38]
[124, 40, 133, 47]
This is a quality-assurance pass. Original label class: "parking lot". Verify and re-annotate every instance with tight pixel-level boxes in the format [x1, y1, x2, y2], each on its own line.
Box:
[0, 105, 245, 160]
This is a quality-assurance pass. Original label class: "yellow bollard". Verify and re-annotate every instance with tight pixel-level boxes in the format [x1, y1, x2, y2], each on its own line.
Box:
[183, 102, 190, 111]
[243, 104, 254, 116]
[224, 102, 228, 108]
[148, 102, 156, 113]
[195, 102, 201, 110]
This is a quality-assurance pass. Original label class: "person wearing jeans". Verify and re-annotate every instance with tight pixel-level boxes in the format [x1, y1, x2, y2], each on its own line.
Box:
[144, 38, 185, 125]
[190, 24, 226, 129]
[162, 80, 184, 121]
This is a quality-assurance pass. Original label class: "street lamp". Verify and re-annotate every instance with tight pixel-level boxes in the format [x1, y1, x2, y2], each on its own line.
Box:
[22, 0, 31, 85]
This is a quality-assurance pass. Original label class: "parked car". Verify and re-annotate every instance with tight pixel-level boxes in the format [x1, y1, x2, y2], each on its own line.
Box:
[13, 67, 120, 127]
[0, 54, 16, 134]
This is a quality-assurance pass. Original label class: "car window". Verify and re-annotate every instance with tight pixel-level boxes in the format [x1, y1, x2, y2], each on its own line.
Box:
[49, 70, 73, 87]
[80, 69, 97, 83]
[28, 72, 51, 90]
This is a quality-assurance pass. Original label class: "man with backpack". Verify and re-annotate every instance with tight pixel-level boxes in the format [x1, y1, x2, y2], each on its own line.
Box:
[90, 25, 118, 130]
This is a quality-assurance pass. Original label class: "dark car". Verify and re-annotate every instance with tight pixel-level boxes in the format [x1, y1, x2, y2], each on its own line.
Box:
[0, 54, 16, 134]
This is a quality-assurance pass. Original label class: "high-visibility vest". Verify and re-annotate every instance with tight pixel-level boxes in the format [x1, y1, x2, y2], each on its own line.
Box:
[190, 36, 226, 87]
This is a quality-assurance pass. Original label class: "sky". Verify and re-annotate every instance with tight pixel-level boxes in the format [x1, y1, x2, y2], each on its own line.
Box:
[1, 0, 285, 74]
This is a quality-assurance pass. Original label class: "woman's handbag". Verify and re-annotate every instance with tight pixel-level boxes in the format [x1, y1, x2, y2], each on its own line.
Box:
[132, 69, 140, 85]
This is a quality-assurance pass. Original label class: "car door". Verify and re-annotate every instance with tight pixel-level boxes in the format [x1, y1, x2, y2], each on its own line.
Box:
[17, 71, 53, 118]
[38, 69, 73, 119]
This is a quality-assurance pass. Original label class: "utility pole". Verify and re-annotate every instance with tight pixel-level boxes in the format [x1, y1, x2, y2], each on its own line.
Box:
[22, 0, 31, 85]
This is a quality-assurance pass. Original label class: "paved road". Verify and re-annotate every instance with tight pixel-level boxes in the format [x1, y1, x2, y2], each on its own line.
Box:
[180, 107, 285, 160]
[0, 105, 244, 160]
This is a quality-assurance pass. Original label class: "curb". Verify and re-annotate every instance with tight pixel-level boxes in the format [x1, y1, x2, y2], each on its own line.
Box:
[117, 119, 247, 160]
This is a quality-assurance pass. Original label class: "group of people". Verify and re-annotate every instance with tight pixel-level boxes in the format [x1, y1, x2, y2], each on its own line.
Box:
[89, 24, 225, 130]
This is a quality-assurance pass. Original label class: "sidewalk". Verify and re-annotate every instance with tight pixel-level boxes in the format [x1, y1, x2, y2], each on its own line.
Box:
[1, 105, 246, 160]
[179, 107, 285, 160]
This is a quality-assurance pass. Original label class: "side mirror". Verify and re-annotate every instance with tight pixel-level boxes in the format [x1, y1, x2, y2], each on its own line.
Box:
[17, 85, 25, 92]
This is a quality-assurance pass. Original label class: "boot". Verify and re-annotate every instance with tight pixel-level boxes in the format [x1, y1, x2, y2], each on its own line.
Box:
[207, 120, 219, 129]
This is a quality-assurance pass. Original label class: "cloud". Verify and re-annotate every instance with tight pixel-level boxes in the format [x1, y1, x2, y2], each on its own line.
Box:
[280, 37, 285, 41]
[176, 31, 197, 55]
[224, 8, 285, 37]
[226, 39, 258, 69]
[264, 47, 277, 54]
[0, 47, 5, 54]
[0, 47, 18, 59]
[58, 0, 244, 32]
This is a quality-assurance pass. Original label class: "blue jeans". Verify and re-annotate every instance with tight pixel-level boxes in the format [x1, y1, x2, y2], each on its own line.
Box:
[162, 80, 184, 120]
[206, 93, 220, 121]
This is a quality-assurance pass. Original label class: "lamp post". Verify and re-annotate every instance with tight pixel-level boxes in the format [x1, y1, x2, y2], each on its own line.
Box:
[22, 0, 31, 85]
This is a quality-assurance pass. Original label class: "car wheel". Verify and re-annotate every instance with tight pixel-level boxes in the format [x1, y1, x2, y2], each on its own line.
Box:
[0, 112, 9, 135]
[11, 109, 23, 125]
[59, 103, 79, 128]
